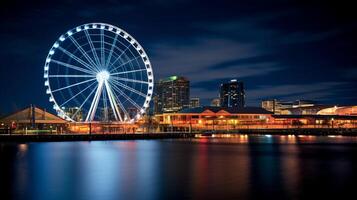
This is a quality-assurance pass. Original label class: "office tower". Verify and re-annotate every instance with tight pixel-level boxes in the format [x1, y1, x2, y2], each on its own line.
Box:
[154, 76, 190, 113]
[219, 79, 245, 108]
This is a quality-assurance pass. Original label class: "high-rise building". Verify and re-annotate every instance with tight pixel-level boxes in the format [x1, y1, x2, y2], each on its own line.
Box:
[210, 98, 220, 107]
[154, 76, 190, 113]
[190, 97, 200, 108]
[219, 79, 245, 108]
[153, 95, 162, 115]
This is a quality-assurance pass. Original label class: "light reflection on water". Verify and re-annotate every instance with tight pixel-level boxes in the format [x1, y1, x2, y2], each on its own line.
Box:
[1, 134, 357, 200]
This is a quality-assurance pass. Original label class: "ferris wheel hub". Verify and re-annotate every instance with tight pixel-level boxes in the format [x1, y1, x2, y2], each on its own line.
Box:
[96, 70, 110, 83]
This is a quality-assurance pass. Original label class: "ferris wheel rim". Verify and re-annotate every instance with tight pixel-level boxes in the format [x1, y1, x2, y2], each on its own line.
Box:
[43, 22, 154, 123]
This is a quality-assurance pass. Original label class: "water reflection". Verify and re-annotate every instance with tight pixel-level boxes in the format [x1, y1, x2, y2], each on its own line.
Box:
[1, 135, 357, 200]
[280, 143, 300, 199]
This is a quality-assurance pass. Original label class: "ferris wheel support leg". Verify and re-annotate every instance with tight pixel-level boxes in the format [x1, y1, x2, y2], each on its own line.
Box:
[110, 88, 130, 121]
[86, 81, 104, 122]
[105, 81, 123, 122]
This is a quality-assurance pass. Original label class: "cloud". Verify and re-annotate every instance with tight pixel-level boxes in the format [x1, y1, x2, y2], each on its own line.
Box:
[190, 87, 218, 99]
[190, 62, 282, 81]
[246, 82, 348, 104]
[150, 38, 262, 76]
[342, 68, 357, 79]
[196, 17, 344, 47]
[150, 37, 282, 81]
[148, 19, 287, 103]
[278, 29, 343, 45]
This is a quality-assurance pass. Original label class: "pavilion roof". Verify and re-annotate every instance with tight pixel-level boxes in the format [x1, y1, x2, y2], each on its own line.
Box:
[0, 105, 67, 124]
[179, 106, 272, 114]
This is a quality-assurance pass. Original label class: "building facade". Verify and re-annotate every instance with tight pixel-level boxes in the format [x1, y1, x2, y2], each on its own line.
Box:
[219, 79, 245, 108]
[154, 106, 357, 132]
[262, 99, 317, 114]
[154, 76, 190, 113]
[0, 105, 68, 134]
[190, 97, 200, 108]
[155, 106, 272, 132]
[261, 99, 276, 113]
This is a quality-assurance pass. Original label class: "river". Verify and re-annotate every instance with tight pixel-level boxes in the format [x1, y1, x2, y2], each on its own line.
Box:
[1, 134, 357, 200]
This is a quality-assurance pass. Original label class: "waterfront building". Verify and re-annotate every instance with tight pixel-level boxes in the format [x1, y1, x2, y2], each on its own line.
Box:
[317, 106, 357, 115]
[280, 105, 332, 115]
[262, 99, 294, 114]
[190, 97, 200, 108]
[262, 99, 318, 114]
[292, 100, 316, 108]
[261, 99, 277, 113]
[211, 98, 220, 107]
[153, 76, 190, 113]
[155, 106, 272, 132]
[0, 105, 67, 134]
[219, 79, 245, 108]
[154, 106, 357, 132]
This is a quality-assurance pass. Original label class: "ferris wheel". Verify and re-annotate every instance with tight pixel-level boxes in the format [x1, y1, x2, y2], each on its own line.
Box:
[43, 23, 154, 122]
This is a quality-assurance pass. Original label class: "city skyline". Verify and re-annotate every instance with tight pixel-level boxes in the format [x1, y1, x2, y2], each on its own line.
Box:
[1, 0, 357, 115]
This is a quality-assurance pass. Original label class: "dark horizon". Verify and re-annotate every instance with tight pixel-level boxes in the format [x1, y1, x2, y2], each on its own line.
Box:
[0, 0, 356, 114]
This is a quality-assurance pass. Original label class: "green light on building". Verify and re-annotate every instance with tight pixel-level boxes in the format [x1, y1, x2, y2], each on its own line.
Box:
[169, 76, 178, 81]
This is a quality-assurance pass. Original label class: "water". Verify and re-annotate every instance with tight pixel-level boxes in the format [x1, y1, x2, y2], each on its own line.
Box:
[1, 135, 357, 200]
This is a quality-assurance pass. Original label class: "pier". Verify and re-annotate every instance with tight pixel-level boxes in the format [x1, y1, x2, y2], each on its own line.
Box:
[1, 128, 357, 142]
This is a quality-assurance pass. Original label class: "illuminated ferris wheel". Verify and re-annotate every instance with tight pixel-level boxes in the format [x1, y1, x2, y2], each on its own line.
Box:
[43, 23, 154, 122]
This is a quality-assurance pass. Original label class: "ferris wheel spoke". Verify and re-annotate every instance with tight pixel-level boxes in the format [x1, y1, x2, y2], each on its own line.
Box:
[110, 55, 141, 73]
[59, 81, 97, 107]
[52, 78, 96, 93]
[68, 36, 100, 72]
[111, 76, 148, 84]
[100, 29, 105, 67]
[84, 29, 102, 67]
[104, 81, 123, 121]
[111, 68, 146, 76]
[51, 59, 96, 75]
[48, 75, 96, 78]
[71, 83, 98, 119]
[110, 79, 147, 98]
[108, 44, 133, 69]
[105, 34, 119, 67]
[110, 83, 142, 111]
[58, 47, 98, 73]
[86, 81, 104, 122]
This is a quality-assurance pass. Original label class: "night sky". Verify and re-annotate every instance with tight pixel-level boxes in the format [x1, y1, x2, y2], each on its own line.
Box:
[0, 0, 356, 115]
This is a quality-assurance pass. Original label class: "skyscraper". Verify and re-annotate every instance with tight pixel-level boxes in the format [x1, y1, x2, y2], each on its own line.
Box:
[219, 79, 245, 108]
[154, 76, 190, 113]
[190, 97, 200, 108]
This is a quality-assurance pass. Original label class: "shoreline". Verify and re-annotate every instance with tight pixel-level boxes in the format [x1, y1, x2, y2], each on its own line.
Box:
[0, 133, 195, 142]
[0, 128, 357, 142]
